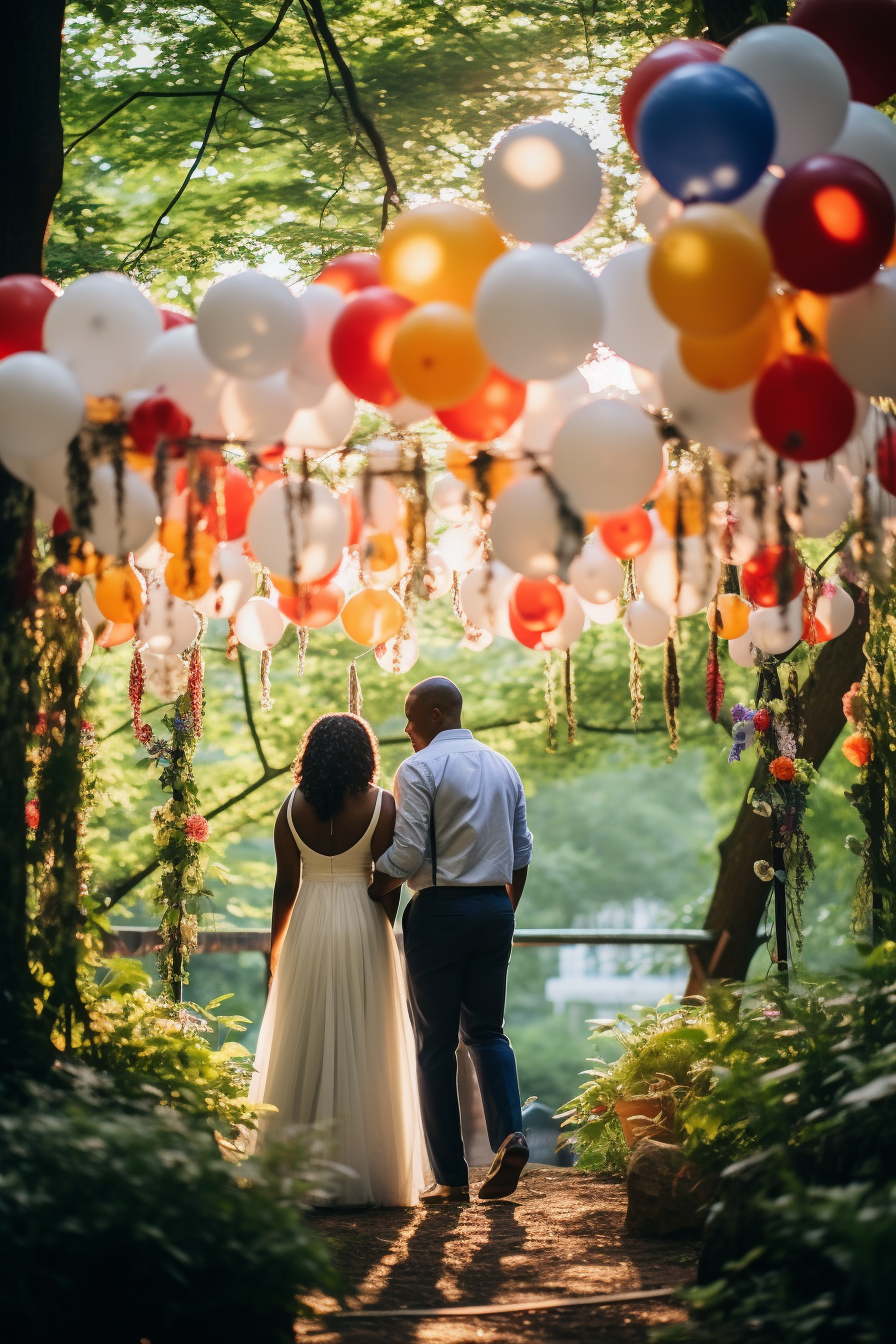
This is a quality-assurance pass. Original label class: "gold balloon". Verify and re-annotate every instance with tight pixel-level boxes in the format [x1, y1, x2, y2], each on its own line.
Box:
[95, 563, 145, 624]
[655, 472, 709, 537]
[165, 553, 212, 601]
[390, 303, 489, 409]
[379, 202, 506, 308]
[707, 593, 751, 640]
[649, 205, 772, 338]
[680, 297, 781, 391]
[341, 589, 406, 647]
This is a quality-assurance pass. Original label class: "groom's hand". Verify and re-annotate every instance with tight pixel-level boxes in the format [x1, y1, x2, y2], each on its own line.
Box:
[368, 868, 398, 903]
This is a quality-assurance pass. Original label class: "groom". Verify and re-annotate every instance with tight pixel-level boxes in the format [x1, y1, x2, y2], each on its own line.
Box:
[368, 676, 532, 1204]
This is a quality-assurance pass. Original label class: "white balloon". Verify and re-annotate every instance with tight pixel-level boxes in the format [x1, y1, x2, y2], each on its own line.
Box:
[375, 623, 419, 674]
[387, 395, 431, 428]
[246, 478, 347, 581]
[134, 326, 226, 437]
[539, 586, 586, 650]
[34, 492, 59, 527]
[729, 170, 779, 227]
[816, 583, 855, 638]
[135, 588, 200, 655]
[142, 649, 190, 699]
[661, 355, 756, 454]
[635, 175, 683, 238]
[291, 283, 345, 385]
[787, 461, 853, 538]
[461, 626, 495, 652]
[78, 580, 106, 638]
[474, 246, 603, 382]
[459, 561, 517, 637]
[580, 597, 620, 625]
[354, 474, 402, 532]
[722, 25, 849, 168]
[220, 371, 300, 444]
[44, 273, 162, 396]
[437, 522, 483, 572]
[518, 370, 591, 453]
[284, 381, 356, 451]
[364, 437, 404, 473]
[82, 463, 158, 558]
[0, 444, 70, 499]
[234, 595, 287, 651]
[552, 399, 664, 515]
[487, 475, 564, 579]
[482, 120, 602, 245]
[749, 595, 804, 655]
[191, 543, 255, 619]
[431, 472, 469, 522]
[623, 599, 670, 648]
[727, 630, 759, 668]
[635, 520, 720, 617]
[197, 271, 304, 379]
[423, 544, 453, 599]
[829, 101, 896, 206]
[828, 270, 896, 401]
[596, 244, 677, 374]
[286, 373, 330, 409]
[0, 353, 83, 462]
[568, 539, 623, 606]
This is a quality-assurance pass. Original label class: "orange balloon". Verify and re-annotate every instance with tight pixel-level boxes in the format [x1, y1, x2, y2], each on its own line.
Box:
[777, 290, 830, 357]
[379, 202, 507, 308]
[649, 204, 772, 337]
[654, 473, 709, 537]
[390, 303, 489, 409]
[707, 593, 751, 640]
[165, 553, 211, 601]
[680, 296, 782, 391]
[436, 366, 526, 443]
[278, 582, 345, 629]
[341, 589, 406, 647]
[444, 449, 515, 500]
[96, 621, 136, 648]
[158, 518, 216, 560]
[95, 563, 145, 624]
[366, 532, 400, 573]
[599, 507, 653, 559]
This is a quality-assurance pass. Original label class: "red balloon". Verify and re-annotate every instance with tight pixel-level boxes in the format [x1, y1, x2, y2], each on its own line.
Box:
[315, 252, 382, 297]
[764, 155, 895, 295]
[599, 506, 653, 559]
[742, 545, 804, 609]
[342, 489, 363, 547]
[790, 0, 896, 107]
[877, 423, 896, 493]
[329, 287, 414, 406]
[0, 274, 59, 359]
[754, 354, 855, 462]
[175, 458, 254, 541]
[159, 305, 194, 330]
[508, 603, 545, 649]
[620, 39, 724, 151]
[436, 367, 526, 442]
[128, 395, 193, 455]
[510, 577, 564, 633]
[52, 507, 71, 535]
[279, 582, 345, 629]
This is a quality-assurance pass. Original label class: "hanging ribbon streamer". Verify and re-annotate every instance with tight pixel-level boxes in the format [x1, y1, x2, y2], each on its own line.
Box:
[705, 628, 725, 724]
[544, 653, 557, 753]
[296, 627, 308, 678]
[188, 644, 204, 739]
[226, 615, 239, 661]
[259, 649, 272, 711]
[628, 640, 644, 725]
[564, 648, 577, 745]
[663, 623, 681, 756]
[128, 639, 153, 746]
[348, 659, 363, 717]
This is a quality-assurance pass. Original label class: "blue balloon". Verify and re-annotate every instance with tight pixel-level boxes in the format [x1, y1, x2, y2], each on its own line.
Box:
[637, 63, 775, 204]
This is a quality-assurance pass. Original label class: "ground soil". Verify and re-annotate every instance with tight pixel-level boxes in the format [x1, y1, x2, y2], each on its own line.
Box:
[296, 1167, 700, 1344]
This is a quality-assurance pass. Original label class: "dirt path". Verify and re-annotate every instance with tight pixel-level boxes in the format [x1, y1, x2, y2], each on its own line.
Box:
[297, 1168, 699, 1343]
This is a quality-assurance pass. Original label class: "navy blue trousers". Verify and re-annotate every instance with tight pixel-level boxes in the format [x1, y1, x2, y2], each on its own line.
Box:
[402, 886, 523, 1187]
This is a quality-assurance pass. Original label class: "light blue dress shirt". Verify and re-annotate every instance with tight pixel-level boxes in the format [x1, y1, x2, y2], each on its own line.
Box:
[375, 728, 533, 892]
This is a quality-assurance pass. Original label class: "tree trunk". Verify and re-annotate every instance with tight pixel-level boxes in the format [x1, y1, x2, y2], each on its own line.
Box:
[688, 596, 871, 990]
[701, 0, 789, 46]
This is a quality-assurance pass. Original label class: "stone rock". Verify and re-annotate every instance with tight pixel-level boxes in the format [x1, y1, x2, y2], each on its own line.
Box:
[625, 1139, 718, 1238]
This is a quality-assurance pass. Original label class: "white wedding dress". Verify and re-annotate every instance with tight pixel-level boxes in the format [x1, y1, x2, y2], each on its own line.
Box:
[249, 787, 426, 1206]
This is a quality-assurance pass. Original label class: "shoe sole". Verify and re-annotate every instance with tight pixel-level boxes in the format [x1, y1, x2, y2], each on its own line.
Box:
[477, 1144, 529, 1200]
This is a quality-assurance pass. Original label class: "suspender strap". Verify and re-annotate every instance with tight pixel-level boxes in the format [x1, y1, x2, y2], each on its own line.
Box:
[429, 773, 438, 888]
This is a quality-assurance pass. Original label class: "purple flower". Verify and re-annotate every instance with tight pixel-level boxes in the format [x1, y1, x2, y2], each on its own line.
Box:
[731, 703, 756, 724]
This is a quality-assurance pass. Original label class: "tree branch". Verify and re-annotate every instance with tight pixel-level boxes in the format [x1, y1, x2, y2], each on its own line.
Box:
[65, 90, 281, 157]
[236, 643, 270, 774]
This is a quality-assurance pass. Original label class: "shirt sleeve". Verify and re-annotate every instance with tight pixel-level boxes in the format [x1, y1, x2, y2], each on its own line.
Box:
[512, 775, 533, 869]
[374, 758, 433, 880]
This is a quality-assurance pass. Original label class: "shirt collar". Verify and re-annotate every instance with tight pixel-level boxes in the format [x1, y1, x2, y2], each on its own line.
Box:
[424, 728, 473, 746]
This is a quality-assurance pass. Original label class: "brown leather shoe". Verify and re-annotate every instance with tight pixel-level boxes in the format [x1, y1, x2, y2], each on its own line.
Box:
[420, 1182, 470, 1205]
[477, 1132, 529, 1200]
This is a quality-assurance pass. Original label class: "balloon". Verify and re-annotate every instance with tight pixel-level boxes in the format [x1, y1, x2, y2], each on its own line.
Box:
[96, 620, 136, 649]
[660, 355, 756, 453]
[82, 464, 158, 558]
[829, 102, 896, 207]
[387, 395, 431, 428]
[569, 540, 623, 605]
[707, 593, 751, 640]
[728, 629, 759, 668]
[777, 289, 830, 357]
[389, 303, 488, 409]
[136, 588, 200, 655]
[621, 39, 723, 151]
[749, 595, 804, 655]
[44, 273, 162, 396]
[173, 460, 254, 543]
[436, 366, 525, 443]
[488, 475, 564, 579]
[430, 472, 469, 522]
[341, 588, 406, 647]
[246, 478, 348, 581]
[654, 471, 712, 537]
[827, 270, 896, 400]
[279, 581, 345, 629]
[159, 305, 194, 330]
[635, 174, 684, 238]
[220, 371, 300, 443]
[291, 283, 345, 386]
[482, 120, 602, 244]
[234, 595, 287, 651]
[141, 650, 190, 699]
[599, 507, 653, 559]
[437, 522, 483, 573]
[329, 286, 413, 406]
[0, 353, 83, 462]
[788, 461, 853, 538]
[742, 544, 804, 608]
[552, 400, 664, 515]
[474, 246, 603, 382]
[816, 582, 855, 637]
[197, 271, 303, 379]
[192, 543, 255, 619]
[539, 586, 587, 651]
[423, 545, 453, 600]
[790, 0, 896, 106]
[353, 474, 402, 532]
[649, 205, 772, 338]
[581, 597, 620, 625]
[764, 154, 895, 295]
[721, 25, 849, 169]
[462, 626, 494, 652]
[635, 521, 719, 617]
[754, 354, 855, 462]
[510, 576, 564, 632]
[0, 274, 57, 358]
[284, 381, 356, 452]
[134, 326, 226, 437]
[680, 297, 780, 392]
[596, 244, 677, 374]
[459, 561, 517, 638]
[379, 202, 506, 308]
[127, 395, 192, 456]
[361, 531, 404, 588]
[375, 624, 419, 674]
[517, 370, 591, 453]
[637, 64, 775, 204]
[623, 599, 670, 648]
[165, 553, 211, 602]
[0, 443, 70, 499]
[315, 252, 381, 296]
[878, 423, 896, 493]
[94, 563, 145, 624]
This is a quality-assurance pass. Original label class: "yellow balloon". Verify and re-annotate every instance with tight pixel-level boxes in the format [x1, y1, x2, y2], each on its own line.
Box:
[341, 589, 406, 647]
[95, 563, 145, 624]
[680, 296, 781, 391]
[707, 593, 751, 640]
[649, 205, 772, 338]
[379, 202, 506, 308]
[165, 553, 211, 602]
[389, 303, 489, 409]
[443, 445, 515, 499]
[654, 472, 709, 537]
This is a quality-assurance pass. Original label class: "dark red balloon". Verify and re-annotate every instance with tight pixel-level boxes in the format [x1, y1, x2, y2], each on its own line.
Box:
[128, 395, 193, 455]
[0, 274, 59, 359]
[877, 422, 896, 493]
[754, 355, 856, 463]
[510, 577, 564, 633]
[316, 252, 382, 297]
[436, 366, 525, 442]
[742, 545, 804, 609]
[329, 286, 414, 406]
[159, 305, 194, 329]
[790, 0, 896, 106]
[764, 154, 895, 294]
[620, 39, 724, 151]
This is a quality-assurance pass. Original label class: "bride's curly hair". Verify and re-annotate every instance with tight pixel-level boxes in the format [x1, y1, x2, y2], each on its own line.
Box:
[292, 713, 380, 822]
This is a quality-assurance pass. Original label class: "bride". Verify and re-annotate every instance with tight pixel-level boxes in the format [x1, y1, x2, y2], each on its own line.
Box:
[249, 712, 426, 1206]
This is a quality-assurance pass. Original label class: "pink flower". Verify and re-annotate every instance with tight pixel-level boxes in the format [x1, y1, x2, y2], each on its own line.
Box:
[25, 800, 40, 830]
[184, 814, 210, 843]
[34, 713, 47, 737]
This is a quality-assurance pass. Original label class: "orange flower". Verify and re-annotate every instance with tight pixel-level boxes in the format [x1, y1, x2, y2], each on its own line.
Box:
[842, 733, 872, 768]
[769, 756, 796, 782]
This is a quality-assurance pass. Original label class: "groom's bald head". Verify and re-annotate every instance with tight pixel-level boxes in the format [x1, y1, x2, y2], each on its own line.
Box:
[404, 677, 463, 752]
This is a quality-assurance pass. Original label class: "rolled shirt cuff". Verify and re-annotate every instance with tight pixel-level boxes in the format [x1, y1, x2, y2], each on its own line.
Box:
[375, 849, 413, 880]
[512, 843, 533, 869]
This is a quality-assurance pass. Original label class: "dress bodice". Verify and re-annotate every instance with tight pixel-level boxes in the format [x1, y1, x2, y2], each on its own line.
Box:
[285, 786, 382, 882]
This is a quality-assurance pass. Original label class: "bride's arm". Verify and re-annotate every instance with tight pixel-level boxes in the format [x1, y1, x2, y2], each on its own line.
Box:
[369, 791, 400, 925]
[269, 799, 302, 985]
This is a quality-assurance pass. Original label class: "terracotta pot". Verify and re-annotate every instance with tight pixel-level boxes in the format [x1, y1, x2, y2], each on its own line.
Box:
[614, 1096, 675, 1148]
